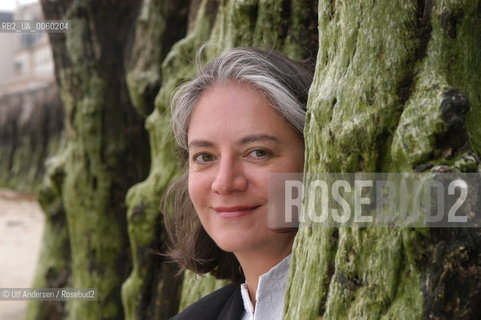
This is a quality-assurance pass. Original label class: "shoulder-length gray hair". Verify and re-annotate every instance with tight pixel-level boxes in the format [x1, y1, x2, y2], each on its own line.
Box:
[162, 47, 312, 282]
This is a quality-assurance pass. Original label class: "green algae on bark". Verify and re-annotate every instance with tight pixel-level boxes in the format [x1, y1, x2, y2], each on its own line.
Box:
[26, 152, 71, 320]
[120, 0, 190, 319]
[284, 1, 481, 319]
[41, 0, 150, 319]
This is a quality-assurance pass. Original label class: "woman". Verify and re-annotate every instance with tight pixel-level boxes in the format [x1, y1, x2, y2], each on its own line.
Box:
[164, 47, 312, 319]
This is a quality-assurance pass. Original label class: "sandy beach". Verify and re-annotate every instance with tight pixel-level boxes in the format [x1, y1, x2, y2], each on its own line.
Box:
[0, 189, 45, 320]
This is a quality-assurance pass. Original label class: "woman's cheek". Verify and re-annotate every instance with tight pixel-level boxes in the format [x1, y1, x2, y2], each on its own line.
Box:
[188, 176, 203, 208]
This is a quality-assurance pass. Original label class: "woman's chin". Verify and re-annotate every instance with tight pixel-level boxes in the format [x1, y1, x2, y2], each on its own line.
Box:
[214, 239, 248, 253]
[212, 232, 259, 254]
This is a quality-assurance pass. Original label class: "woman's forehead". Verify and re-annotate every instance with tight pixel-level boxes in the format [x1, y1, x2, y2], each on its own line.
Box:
[189, 85, 277, 129]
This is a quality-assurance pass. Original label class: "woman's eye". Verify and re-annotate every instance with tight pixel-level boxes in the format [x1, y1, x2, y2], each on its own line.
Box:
[249, 149, 270, 158]
[193, 153, 214, 163]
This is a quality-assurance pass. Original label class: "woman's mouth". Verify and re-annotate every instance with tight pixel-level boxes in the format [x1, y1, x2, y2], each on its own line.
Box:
[213, 205, 261, 218]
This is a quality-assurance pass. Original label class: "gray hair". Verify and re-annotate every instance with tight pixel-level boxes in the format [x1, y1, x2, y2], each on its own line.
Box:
[170, 47, 312, 158]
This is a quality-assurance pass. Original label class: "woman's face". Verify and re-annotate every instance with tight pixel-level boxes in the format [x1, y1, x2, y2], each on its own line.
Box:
[187, 82, 304, 256]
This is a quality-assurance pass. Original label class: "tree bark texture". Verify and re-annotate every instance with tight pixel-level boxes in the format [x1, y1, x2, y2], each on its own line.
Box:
[0, 86, 64, 192]
[37, 0, 151, 319]
[121, 1, 189, 319]
[284, 1, 481, 319]
[26, 154, 70, 320]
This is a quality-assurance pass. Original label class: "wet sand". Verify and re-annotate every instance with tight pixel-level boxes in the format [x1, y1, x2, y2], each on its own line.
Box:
[0, 189, 45, 320]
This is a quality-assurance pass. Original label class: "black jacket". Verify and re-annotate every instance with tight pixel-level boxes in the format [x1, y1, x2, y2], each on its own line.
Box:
[169, 283, 244, 320]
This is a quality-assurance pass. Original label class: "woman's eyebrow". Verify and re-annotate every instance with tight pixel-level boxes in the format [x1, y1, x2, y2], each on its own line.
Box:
[188, 140, 214, 149]
[237, 134, 280, 145]
[188, 134, 280, 149]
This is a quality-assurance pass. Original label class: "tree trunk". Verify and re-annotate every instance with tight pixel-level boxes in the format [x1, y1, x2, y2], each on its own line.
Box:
[284, 1, 481, 319]
[26, 153, 70, 320]
[38, 1, 150, 319]
[0, 86, 64, 192]
[121, 0, 189, 319]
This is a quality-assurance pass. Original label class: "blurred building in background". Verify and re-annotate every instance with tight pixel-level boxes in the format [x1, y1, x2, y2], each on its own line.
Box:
[0, 11, 17, 86]
[0, 1, 55, 96]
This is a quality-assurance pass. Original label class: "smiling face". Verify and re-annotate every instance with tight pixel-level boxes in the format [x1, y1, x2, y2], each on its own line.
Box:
[187, 82, 305, 257]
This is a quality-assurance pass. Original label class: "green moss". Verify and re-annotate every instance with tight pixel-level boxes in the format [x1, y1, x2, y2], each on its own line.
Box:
[282, 0, 318, 60]
[52, 1, 150, 318]
[253, 0, 288, 49]
[285, 1, 480, 319]
[179, 272, 227, 311]
[283, 227, 337, 319]
[126, 0, 189, 118]
[26, 151, 70, 320]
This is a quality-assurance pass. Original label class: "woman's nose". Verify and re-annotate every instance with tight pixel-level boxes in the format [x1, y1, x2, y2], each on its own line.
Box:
[211, 157, 247, 194]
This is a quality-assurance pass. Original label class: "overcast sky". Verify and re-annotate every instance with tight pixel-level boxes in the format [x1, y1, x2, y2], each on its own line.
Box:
[0, 0, 39, 12]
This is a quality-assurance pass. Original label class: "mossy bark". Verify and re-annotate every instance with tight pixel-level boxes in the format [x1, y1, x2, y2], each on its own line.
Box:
[0, 86, 64, 192]
[0, 86, 67, 320]
[120, 0, 189, 319]
[284, 1, 481, 319]
[40, 0, 150, 319]
[26, 153, 70, 320]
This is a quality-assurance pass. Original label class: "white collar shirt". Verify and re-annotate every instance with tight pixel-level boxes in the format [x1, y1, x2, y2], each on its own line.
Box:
[240, 254, 291, 320]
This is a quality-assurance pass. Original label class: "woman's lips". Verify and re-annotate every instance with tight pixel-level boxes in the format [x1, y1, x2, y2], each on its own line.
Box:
[213, 205, 261, 218]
